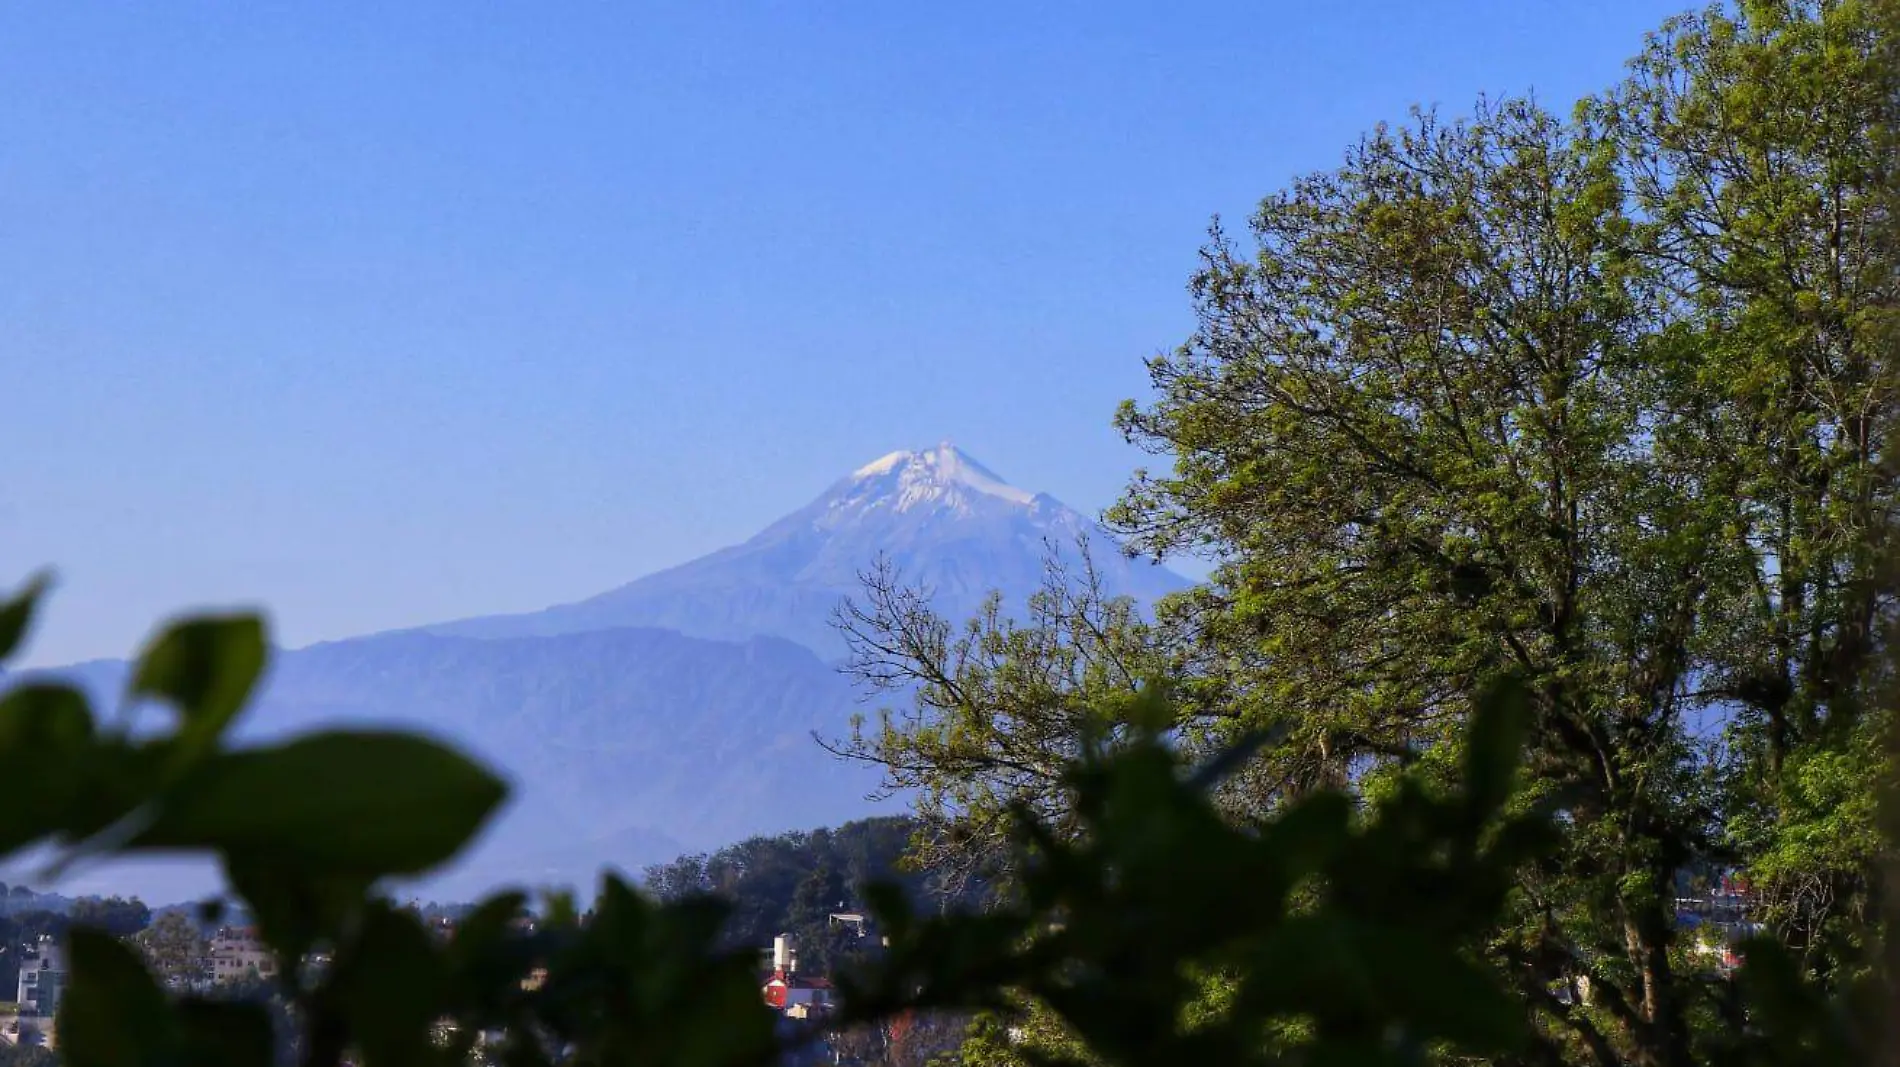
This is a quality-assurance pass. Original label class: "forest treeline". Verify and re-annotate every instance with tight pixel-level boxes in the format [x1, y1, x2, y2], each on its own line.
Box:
[640, 817, 987, 976]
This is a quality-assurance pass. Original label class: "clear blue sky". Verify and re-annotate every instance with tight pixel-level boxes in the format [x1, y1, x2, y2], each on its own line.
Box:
[3, 0, 1687, 665]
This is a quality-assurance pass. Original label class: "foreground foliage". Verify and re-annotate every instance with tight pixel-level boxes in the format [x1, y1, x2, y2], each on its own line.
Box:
[0, 575, 1886, 1066]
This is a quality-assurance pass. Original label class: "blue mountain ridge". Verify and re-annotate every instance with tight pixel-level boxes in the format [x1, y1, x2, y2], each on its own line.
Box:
[14, 445, 1188, 903]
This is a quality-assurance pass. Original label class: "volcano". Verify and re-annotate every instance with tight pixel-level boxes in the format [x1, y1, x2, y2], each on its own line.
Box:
[424, 442, 1187, 657]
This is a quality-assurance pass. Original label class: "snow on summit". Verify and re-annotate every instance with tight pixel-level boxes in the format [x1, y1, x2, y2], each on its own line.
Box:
[844, 442, 1038, 512]
[851, 450, 912, 478]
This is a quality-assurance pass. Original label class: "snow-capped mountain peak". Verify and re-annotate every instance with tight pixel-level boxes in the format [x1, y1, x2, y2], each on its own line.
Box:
[426, 442, 1189, 655]
[839, 442, 1038, 517]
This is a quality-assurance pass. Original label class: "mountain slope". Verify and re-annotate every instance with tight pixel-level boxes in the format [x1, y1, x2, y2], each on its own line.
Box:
[425, 443, 1188, 657]
[33, 626, 884, 900]
[23, 445, 1189, 902]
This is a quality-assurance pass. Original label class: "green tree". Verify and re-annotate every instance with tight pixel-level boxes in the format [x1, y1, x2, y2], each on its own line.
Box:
[133, 910, 209, 987]
[829, 5, 1898, 1067]
[786, 863, 852, 976]
[1117, 89, 1725, 1067]
[831, 542, 1175, 896]
[642, 817, 970, 968]
[1101, 7, 1896, 1065]
[644, 852, 711, 902]
[9, 912, 69, 942]
[69, 896, 151, 939]
[1596, 0, 1900, 991]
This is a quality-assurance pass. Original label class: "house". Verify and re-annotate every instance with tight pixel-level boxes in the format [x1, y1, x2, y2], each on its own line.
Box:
[208, 927, 278, 983]
[761, 934, 835, 1019]
[16, 936, 65, 1019]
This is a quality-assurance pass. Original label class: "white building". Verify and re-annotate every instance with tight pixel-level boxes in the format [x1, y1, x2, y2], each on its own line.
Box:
[16, 936, 65, 1018]
[208, 928, 278, 983]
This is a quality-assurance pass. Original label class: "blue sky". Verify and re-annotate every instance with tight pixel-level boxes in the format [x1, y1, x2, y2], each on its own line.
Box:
[3, 0, 1687, 665]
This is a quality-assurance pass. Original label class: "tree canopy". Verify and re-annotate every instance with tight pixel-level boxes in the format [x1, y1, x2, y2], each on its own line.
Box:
[642, 816, 984, 976]
[839, 2, 1900, 1065]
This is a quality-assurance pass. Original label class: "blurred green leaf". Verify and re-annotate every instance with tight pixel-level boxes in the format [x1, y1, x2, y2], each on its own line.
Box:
[61, 739, 173, 843]
[1461, 674, 1529, 821]
[1122, 682, 1175, 735]
[129, 614, 267, 760]
[446, 891, 536, 1015]
[177, 999, 278, 1067]
[60, 927, 176, 1067]
[332, 902, 451, 1067]
[0, 571, 51, 664]
[0, 684, 97, 852]
[133, 730, 507, 877]
[0, 681, 94, 751]
[224, 856, 375, 966]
